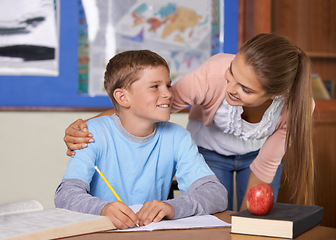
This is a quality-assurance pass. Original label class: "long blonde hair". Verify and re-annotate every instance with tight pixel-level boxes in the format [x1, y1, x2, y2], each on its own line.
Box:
[238, 33, 315, 205]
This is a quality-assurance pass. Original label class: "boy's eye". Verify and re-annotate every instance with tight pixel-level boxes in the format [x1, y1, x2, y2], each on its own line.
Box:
[151, 85, 159, 88]
[167, 84, 172, 88]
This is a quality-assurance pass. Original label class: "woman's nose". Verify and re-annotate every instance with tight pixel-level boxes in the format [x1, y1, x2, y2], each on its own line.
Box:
[226, 80, 238, 93]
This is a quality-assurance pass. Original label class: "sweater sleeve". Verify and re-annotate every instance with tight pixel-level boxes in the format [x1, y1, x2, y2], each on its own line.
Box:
[164, 175, 228, 219]
[249, 110, 287, 183]
[171, 53, 234, 125]
[54, 178, 109, 215]
[250, 100, 315, 183]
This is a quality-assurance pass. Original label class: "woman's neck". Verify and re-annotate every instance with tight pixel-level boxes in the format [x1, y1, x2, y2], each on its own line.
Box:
[242, 99, 273, 123]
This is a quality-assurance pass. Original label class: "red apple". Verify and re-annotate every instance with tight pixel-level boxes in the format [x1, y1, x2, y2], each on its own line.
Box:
[247, 183, 274, 215]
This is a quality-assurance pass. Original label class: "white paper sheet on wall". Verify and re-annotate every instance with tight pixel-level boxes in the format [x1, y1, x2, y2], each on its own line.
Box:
[0, 0, 59, 76]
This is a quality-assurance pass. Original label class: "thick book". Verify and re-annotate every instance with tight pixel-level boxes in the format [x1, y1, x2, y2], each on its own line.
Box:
[231, 203, 323, 239]
[0, 200, 116, 240]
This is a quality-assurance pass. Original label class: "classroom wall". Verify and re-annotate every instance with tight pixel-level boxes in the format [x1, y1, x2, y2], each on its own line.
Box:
[0, 0, 239, 209]
[0, 111, 189, 209]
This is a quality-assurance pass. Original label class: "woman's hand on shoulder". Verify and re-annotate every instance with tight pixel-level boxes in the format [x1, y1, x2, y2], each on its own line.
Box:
[136, 200, 175, 226]
[64, 119, 94, 156]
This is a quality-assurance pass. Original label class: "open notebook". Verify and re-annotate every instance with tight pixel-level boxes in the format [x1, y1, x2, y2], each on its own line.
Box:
[114, 204, 231, 232]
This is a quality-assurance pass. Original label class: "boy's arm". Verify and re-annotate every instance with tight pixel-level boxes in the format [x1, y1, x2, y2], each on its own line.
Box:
[55, 178, 139, 229]
[54, 178, 108, 215]
[164, 175, 227, 219]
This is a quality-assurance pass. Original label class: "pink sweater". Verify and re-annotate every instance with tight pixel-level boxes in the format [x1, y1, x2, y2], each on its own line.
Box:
[171, 53, 287, 183]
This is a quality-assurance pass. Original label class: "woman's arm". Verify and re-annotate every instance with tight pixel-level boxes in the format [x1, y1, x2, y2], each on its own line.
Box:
[239, 171, 264, 211]
[171, 54, 233, 111]
[64, 109, 115, 156]
[240, 114, 287, 211]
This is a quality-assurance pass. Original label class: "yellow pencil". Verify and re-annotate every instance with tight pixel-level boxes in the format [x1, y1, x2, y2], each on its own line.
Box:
[94, 166, 122, 202]
[94, 166, 139, 227]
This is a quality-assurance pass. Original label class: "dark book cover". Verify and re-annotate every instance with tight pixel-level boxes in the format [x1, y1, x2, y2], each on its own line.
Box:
[231, 203, 323, 238]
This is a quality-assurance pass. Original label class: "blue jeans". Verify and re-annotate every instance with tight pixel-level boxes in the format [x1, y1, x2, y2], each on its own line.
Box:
[198, 147, 283, 211]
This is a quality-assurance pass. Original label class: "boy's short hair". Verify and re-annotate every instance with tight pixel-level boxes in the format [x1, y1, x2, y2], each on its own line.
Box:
[104, 50, 170, 111]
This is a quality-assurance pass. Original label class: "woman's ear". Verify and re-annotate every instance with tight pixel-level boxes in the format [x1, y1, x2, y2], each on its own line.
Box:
[113, 88, 130, 108]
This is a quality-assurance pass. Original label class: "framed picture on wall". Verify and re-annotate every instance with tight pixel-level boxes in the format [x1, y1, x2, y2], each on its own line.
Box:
[0, 0, 59, 76]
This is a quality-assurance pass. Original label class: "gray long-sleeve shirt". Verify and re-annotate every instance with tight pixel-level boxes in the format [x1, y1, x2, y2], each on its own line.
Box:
[54, 174, 227, 219]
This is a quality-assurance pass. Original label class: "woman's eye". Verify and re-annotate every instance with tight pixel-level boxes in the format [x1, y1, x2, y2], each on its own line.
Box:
[242, 87, 253, 94]
[229, 64, 233, 75]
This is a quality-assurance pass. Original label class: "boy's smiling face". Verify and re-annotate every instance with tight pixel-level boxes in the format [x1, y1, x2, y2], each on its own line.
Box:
[126, 65, 172, 125]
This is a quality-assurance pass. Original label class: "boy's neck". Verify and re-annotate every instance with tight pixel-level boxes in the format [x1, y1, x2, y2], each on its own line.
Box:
[117, 112, 155, 137]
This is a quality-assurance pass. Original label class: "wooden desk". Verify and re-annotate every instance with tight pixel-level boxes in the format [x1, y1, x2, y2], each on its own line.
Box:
[61, 211, 336, 240]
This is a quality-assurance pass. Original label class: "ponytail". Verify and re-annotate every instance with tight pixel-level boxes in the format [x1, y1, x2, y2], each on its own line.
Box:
[283, 49, 315, 205]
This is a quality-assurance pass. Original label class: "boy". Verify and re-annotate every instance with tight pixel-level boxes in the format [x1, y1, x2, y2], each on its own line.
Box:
[54, 50, 227, 229]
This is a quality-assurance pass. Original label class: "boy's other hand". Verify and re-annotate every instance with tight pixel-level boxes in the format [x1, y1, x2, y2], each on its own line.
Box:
[136, 200, 175, 226]
[64, 119, 93, 156]
[101, 201, 139, 229]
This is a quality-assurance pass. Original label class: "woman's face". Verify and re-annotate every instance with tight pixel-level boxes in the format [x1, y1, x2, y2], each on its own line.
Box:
[224, 53, 274, 107]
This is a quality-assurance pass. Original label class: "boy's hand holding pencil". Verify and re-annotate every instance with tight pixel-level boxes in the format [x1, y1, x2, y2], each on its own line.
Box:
[95, 166, 175, 229]
[101, 201, 139, 230]
[95, 166, 139, 229]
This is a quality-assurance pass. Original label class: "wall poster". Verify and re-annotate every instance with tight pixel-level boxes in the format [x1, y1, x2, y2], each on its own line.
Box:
[78, 0, 224, 96]
[0, 0, 59, 76]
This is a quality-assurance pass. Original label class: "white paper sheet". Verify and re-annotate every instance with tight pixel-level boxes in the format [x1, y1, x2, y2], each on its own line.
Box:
[0, 0, 59, 76]
[114, 204, 231, 232]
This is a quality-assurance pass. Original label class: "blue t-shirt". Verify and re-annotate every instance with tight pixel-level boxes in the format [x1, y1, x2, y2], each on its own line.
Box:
[63, 115, 214, 206]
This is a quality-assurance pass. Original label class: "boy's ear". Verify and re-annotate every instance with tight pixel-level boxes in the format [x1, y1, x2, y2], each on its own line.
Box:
[113, 88, 130, 108]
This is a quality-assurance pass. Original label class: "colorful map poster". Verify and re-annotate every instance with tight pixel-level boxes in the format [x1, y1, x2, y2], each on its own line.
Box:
[79, 0, 223, 96]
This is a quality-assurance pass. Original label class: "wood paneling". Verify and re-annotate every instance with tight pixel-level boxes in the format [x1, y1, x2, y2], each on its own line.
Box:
[272, 0, 336, 94]
[238, 0, 271, 47]
[272, 0, 336, 53]
[311, 100, 336, 228]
